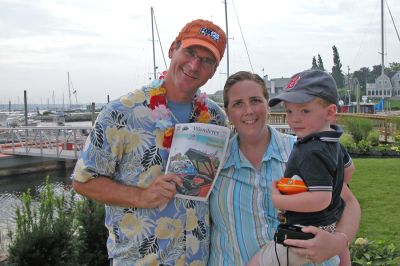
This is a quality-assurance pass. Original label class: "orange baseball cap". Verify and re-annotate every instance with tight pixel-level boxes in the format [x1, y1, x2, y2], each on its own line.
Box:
[175, 19, 226, 64]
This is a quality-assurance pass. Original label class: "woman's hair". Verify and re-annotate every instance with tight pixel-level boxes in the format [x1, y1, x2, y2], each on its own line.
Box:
[223, 71, 269, 108]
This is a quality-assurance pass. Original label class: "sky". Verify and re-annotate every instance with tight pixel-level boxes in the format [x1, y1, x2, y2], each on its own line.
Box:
[1, 0, 399, 105]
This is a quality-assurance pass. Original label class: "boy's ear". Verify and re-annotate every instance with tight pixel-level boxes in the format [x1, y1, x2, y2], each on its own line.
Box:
[326, 104, 337, 120]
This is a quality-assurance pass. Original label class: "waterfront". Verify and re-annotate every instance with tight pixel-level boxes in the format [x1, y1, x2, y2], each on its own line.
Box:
[0, 168, 73, 254]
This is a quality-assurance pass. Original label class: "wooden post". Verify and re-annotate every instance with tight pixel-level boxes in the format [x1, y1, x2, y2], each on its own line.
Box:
[91, 102, 96, 126]
[24, 90, 28, 126]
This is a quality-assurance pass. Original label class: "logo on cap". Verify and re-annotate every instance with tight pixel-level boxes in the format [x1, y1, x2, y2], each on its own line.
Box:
[199, 27, 220, 41]
[286, 75, 300, 90]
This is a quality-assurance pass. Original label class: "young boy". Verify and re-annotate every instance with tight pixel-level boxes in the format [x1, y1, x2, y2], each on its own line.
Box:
[248, 69, 353, 266]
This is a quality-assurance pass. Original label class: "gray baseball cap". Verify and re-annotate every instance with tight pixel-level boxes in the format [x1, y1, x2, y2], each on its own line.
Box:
[268, 69, 338, 107]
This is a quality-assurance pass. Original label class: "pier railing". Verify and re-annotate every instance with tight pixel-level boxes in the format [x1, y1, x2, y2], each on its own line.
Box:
[269, 112, 399, 142]
[0, 126, 92, 159]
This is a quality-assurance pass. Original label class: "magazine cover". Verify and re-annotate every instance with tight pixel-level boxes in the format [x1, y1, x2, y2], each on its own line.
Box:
[165, 123, 231, 201]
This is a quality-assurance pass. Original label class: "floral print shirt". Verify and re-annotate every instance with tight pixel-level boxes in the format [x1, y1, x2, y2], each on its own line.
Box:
[72, 79, 227, 266]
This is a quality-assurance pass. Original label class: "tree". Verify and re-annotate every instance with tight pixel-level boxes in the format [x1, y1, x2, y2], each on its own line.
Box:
[312, 56, 318, 69]
[370, 65, 382, 81]
[389, 62, 400, 72]
[317, 54, 325, 71]
[331, 45, 345, 88]
[353, 67, 370, 95]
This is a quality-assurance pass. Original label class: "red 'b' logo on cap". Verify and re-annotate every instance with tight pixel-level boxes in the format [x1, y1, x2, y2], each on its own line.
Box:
[286, 75, 300, 90]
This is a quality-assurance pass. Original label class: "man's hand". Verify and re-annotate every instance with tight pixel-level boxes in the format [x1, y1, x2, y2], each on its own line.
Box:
[136, 173, 183, 208]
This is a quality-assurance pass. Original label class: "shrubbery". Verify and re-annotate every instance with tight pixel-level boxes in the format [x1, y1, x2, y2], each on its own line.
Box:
[6, 178, 108, 266]
[350, 238, 400, 265]
[74, 197, 108, 265]
[340, 117, 400, 157]
[344, 117, 373, 143]
[367, 130, 380, 146]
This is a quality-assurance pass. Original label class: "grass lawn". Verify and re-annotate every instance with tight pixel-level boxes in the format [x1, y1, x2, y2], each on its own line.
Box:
[387, 99, 400, 110]
[351, 158, 400, 247]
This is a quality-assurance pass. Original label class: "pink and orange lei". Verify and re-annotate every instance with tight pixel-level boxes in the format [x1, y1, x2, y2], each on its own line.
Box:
[149, 72, 211, 148]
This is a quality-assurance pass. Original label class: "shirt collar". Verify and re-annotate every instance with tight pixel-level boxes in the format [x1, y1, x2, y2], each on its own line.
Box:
[297, 124, 343, 144]
[222, 126, 292, 170]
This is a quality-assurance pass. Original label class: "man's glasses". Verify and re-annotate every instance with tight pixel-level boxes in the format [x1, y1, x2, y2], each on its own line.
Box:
[182, 48, 217, 69]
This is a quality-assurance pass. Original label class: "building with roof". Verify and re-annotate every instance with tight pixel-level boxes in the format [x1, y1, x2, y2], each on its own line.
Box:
[263, 75, 291, 98]
[366, 71, 400, 99]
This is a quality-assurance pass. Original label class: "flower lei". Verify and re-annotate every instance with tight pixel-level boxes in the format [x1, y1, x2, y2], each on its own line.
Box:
[149, 72, 211, 148]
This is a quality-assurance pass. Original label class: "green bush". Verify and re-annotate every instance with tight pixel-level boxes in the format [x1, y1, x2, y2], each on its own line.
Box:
[340, 133, 355, 148]
[344, 117, 373, 143]
[351, 140, 372, 154]
[394, 131, 400, 143]
[350, 238, 400, 265]
[367, 130, 380, 146]
[6, 178, 108, 266]
[7, 178, 79, 266]
[75, 198, 108, 265]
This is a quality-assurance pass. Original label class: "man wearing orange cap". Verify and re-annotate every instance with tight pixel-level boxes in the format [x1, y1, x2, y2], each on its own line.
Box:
[72, 19, 227, 265]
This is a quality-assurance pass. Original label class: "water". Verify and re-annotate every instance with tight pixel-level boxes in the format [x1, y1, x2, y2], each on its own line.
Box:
[0, 168, 74, 252]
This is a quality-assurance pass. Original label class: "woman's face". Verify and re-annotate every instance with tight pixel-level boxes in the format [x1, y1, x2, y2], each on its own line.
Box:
[225, 80, 269, 141]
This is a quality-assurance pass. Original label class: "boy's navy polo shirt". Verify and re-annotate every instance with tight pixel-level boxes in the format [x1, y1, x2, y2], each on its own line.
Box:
[283, 124, 347, 226]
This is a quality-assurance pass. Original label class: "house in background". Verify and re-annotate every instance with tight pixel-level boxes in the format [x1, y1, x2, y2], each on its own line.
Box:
[210, 75, 291, 106]
[366, 71, 400, 99]
[263, 75, 291, 98]
[209, 90, 223, 105]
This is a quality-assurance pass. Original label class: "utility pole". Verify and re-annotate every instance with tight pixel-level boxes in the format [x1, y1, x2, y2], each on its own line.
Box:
[347, 66, 351, 106]
[381, 0, 385, 78]
[224, 0, 229, 79]
[355, 78, 360, 113]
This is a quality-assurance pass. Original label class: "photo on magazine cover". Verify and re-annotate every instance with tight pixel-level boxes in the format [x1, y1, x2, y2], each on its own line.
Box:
[166, 123, 230, 201]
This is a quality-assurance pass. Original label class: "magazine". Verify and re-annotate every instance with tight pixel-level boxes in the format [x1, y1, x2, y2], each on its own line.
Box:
[165, 123, 231, 201]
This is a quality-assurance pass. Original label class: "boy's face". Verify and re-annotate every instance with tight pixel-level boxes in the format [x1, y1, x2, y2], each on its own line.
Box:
[284, 98, 336, 138]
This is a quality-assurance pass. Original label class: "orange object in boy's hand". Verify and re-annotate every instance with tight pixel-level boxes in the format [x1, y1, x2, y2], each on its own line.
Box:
[276, 175, 308, 195]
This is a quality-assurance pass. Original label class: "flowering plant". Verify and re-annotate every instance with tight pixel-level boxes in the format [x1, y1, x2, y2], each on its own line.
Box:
[149, 75, 211, 148]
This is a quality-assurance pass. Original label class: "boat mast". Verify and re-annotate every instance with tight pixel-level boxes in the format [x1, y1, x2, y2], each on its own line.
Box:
[224, 0, 229, 78]
[68, 72, 72, 109]
[151, 7, 157, 80]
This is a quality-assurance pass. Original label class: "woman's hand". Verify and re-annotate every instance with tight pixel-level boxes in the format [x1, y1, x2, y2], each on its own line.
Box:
[284, 226, 348, 263]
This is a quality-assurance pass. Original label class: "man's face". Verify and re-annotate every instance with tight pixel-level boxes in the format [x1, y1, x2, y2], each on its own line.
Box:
[165, 43, 217, 102]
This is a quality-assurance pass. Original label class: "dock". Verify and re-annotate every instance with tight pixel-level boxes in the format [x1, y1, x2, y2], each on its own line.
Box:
[0, 126, 91, 160]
